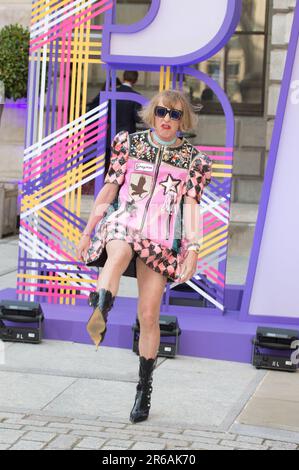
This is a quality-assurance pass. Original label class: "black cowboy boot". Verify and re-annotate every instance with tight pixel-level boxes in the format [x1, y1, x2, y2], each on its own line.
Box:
[86, 289, 115, 350]
[130, 356, 157, 424]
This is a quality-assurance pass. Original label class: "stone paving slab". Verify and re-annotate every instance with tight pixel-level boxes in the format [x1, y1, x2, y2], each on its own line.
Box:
[236, 371, 299, 432]
[0, 370, 75, 410]
[254, 371, 299, 403]
[0, 410, 298, 450]
[231, 423, 299, 445]
[0, 341, 151, 382]
[237, 397, 299, 431]
[0, 270, 17, 290]
[0, 341, 263, 430]
[151, 356, 264, 428]
[0, 242, 19, 276]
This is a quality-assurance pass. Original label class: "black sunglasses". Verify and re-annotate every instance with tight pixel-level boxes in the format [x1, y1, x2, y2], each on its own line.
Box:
[154, 106, 183, 121]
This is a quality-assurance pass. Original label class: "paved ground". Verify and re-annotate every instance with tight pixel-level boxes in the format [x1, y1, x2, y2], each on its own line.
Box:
[0, 235, 298, 451]
[0, 342, 299, 451]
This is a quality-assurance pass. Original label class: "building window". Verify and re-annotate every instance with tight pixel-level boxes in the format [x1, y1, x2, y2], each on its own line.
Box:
[114, 0, 269, 117]
[189, 0, 269, 116]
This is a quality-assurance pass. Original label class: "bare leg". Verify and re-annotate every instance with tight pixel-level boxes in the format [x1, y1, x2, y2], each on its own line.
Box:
[136, 257, 167, 359]
[87, 240, 134, 349]
[96, 240, 133, 296]
[130, 258, 167, 424]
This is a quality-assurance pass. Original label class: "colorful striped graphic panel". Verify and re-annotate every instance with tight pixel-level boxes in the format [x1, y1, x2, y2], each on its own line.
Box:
[193, 146, 233, 311]
[17, 0, 112, 304]
[157, 66, 233, 312]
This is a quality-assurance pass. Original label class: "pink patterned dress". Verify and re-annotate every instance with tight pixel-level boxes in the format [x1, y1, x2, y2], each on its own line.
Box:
[84, 130, 212, 282]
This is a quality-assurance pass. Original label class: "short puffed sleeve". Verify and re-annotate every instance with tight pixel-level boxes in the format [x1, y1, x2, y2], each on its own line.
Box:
[184, 150, 212, 203]
[104, 131, 129, 186]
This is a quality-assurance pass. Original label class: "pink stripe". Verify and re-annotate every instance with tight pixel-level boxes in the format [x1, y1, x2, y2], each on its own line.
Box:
[54, 272, 59, 304]
[63, 25, 72, 126]
[57, 26, 67, 130]
[21, 220, 76, 263]
[16, 289, 89, 300]
[23, 128, 106, 184]
[17, 281, 94, 293]
[23, 125, 106, 182]
[198, 262, 225, 282]
[30, 1, 112, 53]
[209, 266, 225, 280]
[204, 216, 221, 227]
[24, 117, 106, 174]
[24, 116, 106, 171]
[31, 0, 72, 23]
[204, 214, 218, 226]
[23, 119, 107, 179]
[203, 270, 225, 288]
[203, 221, 223, 235]
[50, 270, 53, 304]
[207, 155, 233, 161]
[91, 25, 103, 30]
[20, 223, 94, 276]
[30, 0, 108, 46]
[197, 146, 234, 152]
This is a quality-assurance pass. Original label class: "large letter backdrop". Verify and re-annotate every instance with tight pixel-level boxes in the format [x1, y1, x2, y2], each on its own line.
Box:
[18, 0, 241, 314]
[16, 0, 299, 358]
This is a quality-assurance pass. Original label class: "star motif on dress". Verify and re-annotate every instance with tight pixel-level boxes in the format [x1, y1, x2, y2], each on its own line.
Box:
[160, 174, 181, 195]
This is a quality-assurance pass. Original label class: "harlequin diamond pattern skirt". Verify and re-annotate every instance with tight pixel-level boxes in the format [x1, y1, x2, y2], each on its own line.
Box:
[84, 219, 186, 282]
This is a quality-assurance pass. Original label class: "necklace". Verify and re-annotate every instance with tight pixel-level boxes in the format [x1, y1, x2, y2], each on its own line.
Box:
[152, 131, 177, 147]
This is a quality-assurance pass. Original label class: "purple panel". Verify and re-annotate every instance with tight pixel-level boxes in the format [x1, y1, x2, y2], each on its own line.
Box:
[240, 3, 299, 325]
[1, 287, 298, 364]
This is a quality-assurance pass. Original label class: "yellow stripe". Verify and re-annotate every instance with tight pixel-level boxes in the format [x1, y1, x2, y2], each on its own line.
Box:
[201, 232, 228, 251]
[56, 41, 103, 48]
[212, 172, 233, 178]
[22, 154, 103, 205]
[34, 45, 102, 55]
[32, 42, 102, 53]
[38, 205, 81, 245]
[65, 21, 79, 298]
[31, 56, 103, 65]
[202, 226, 228, 244]
[69, 21, 78, 124]
[32, 0, 58, 17]
[32, 0, 73, 23]
[17, 273, 97, 284]
[65, 17, 78, 305]
[37, 207, 62, 232]
[212, 164, 233, 170]
[159, 66, 165, 92]
[78, 16, 91, 224]
[199, 239, 227, 258]
[165, 66, 171, 90]
[75, 17, 83, 120]
[21, 157, 104, 210]
[70, 4, 87, 305]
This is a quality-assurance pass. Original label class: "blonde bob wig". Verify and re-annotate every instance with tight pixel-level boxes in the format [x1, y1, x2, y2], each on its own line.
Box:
[140, 90, 199, 132]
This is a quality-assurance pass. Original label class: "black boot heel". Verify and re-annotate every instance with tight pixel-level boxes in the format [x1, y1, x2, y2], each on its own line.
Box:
[130, 356, 156, 424]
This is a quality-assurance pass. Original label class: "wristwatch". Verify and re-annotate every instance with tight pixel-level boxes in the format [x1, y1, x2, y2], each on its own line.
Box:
[187, 243, 201, 254]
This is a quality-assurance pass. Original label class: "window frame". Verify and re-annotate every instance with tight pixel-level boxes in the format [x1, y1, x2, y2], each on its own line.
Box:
[198, 0, 270, 117]
[115, 0, 269, 117]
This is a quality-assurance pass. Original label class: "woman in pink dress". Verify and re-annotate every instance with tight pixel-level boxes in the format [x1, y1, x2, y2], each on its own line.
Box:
[76, 90, 212, 424]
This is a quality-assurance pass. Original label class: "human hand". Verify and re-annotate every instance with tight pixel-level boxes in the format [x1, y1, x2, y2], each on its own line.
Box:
[76, 235, 91, 262]
[175, 251, 198, 283]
